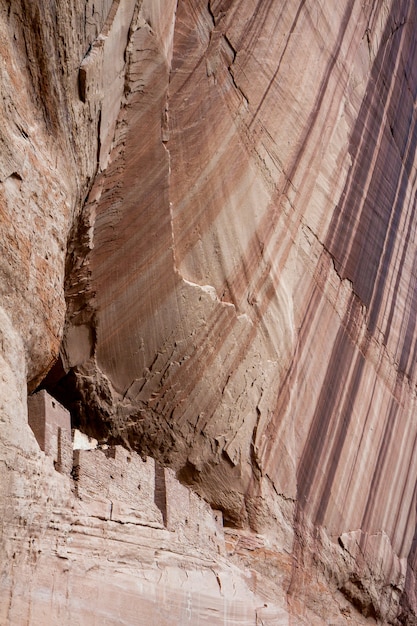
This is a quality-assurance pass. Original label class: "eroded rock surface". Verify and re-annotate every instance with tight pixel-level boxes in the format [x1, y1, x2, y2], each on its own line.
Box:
[1, 0, 417, 624]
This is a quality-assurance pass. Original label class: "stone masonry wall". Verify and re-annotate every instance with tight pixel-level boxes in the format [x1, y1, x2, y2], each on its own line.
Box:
[28, 390, 225, 554]
[73, 445, 225, 555]
[73, 446, 163, 525]
[27, 389, 72, 474]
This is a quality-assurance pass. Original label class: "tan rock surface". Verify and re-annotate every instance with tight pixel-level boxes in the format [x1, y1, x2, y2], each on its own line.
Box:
[2, 0, 417, 624]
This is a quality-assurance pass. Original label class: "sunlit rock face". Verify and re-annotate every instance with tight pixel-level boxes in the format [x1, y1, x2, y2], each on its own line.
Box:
[2, 0, 417, 623]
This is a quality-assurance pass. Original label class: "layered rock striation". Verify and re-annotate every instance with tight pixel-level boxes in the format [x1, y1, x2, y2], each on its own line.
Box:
[1, 0, 417, 624]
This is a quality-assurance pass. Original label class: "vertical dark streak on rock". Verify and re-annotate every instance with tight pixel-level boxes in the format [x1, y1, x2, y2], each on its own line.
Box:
[382, 165, 417, 351]
[360, 400, 398, 534]
[397, 249, 417, 375]
[315, 350, 366, 527]
[325, 0, 417, 356]
[395, 446, 417, 558]
[293, 0, 417, 546]
[235, 0, 283, 53]
[399, 485, 417, 620]
[367, 115, 417, 338]
[20, 0, 61, 135]
[212, 0, 357, 315]
[296, 299, 362, 523]
[248, 0, 307, 128]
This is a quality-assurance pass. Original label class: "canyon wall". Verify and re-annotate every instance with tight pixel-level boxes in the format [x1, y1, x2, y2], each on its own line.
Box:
[1, 0, 417, 623]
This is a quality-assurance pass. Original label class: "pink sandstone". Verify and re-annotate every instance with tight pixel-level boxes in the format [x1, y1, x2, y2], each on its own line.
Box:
[1, 0, 417, 624]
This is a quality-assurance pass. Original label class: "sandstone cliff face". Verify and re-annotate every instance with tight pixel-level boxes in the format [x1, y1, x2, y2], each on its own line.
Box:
[1, 0, 417, 624]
